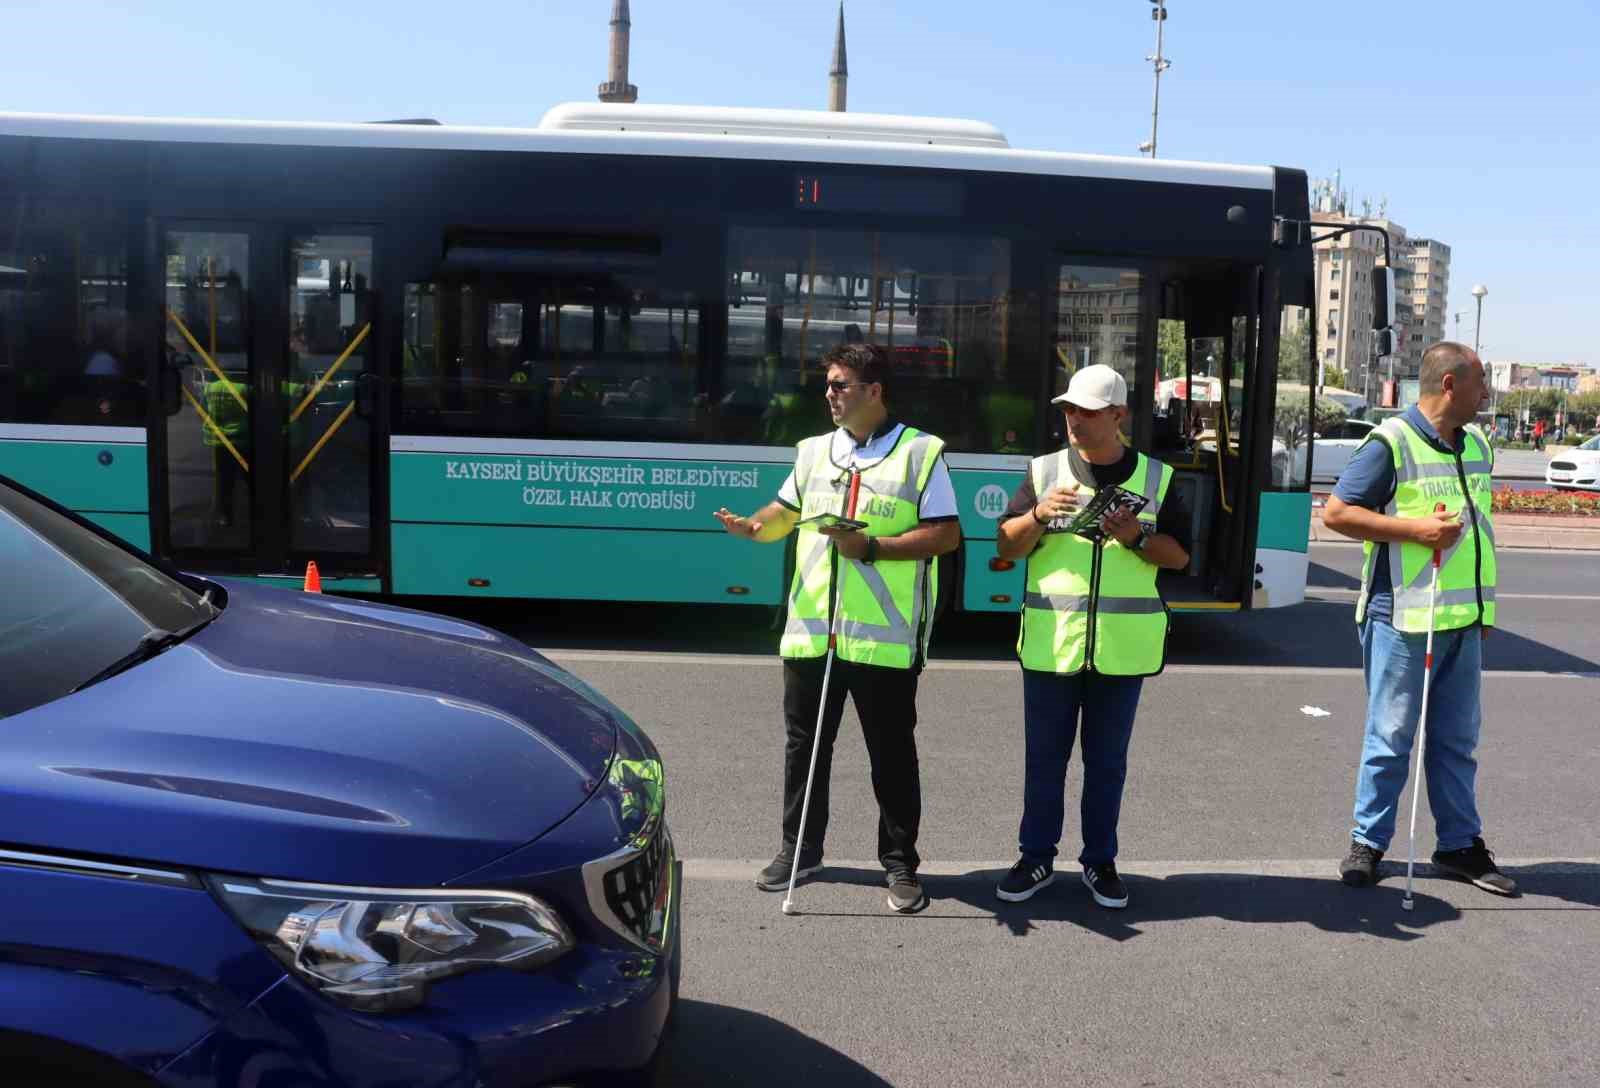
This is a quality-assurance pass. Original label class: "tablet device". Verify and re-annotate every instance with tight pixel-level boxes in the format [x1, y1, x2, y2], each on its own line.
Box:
[1062, 486, 1149, 537]
[799, 512, 869, 531]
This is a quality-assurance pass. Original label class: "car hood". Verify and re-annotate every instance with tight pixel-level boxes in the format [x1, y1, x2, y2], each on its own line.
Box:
[0, 583, 619, 886]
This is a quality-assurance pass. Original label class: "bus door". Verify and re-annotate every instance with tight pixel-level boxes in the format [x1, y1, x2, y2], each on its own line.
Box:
[1148, 266, 1262, 608]
[156, 225, 382, 588]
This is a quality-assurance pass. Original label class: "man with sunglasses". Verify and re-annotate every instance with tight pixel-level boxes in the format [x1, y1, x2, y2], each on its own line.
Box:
[992, 364, 1191, 909]
[714, 342, 961, 914]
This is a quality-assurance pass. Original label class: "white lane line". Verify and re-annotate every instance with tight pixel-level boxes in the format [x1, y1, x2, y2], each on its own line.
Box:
[683, 857, 1600, 881]
[540, 650, 1600, 681]
[1311, 588, 1600, 602]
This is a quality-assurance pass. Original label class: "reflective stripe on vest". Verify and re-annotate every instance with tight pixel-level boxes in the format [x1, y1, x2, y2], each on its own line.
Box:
[780, 427, 945, 669]
[1017, 450, 1172, 676]
[1355, 418, 1497, 632]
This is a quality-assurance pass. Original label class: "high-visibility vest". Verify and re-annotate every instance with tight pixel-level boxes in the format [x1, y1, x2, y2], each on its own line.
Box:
[1018, 450, 1172, 676]
[780, 427, 946, 670]
[202, 377, 249, 447]
[1355, 417, 1497, 632]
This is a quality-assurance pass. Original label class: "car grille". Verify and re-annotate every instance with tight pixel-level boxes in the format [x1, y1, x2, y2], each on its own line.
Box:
[603, 827, 668, 945]
[1550, 461, 1577, 471]
[583, 824, 675, 952]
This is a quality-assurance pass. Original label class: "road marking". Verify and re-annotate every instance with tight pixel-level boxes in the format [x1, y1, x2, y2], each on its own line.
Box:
[683, 857, 1600, 881]
[541, 649, 1599, 681]
[1311, 588, 1600, 602]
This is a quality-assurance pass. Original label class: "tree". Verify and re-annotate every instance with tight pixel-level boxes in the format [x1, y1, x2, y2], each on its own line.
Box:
[1277, 317, 1311, 384]
[1157, 319, 1186, 379]
[1275, 395, 1347, 456]
[1499, 388, 1562, 421]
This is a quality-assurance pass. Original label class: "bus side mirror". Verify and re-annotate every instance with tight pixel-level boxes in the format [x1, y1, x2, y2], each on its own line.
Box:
[1372, 267, 1395, 330]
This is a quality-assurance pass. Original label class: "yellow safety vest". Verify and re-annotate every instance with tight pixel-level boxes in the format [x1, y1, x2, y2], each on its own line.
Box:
[1355, 417, 1497, 632]
[1017, 450, 1172, 676]
[203, 377, 250, 447]
[780, 427, 946, 670]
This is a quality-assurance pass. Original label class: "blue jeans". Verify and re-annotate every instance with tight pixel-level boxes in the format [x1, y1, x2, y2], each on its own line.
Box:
[1019, 669, 1143, 867]
[1352, 619, 1484, 853]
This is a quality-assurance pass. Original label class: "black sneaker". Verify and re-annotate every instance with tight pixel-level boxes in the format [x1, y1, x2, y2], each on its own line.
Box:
[886, 870, 928, 914]
[995, 858, 1054, 903]
[1081, 862, 1129, 909]
[755, 848, 821, 892]
[1432, 837, 1517, 896]
[1340, 840, 1384, 887]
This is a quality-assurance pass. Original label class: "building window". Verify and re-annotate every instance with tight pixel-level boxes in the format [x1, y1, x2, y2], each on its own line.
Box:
[1331, 269, 1341, 281]
[1330, 289, 1340, 301]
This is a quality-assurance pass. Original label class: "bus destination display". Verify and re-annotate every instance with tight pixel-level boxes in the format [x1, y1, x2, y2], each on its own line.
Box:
[794, 174, 963, 216]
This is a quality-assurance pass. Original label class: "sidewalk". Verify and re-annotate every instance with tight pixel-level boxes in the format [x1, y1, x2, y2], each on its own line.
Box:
[1311, 508, 1600, 550]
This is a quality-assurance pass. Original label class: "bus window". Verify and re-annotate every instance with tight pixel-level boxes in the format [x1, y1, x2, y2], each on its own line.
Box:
[725, 227, 1033, 452]
[0, 198, 139, 427]
[1052, 264, 1145, 447]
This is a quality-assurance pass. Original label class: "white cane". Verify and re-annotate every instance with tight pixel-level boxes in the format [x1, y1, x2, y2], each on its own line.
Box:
[1402, 502, 1448, 912]
[783, 468, 861, 916]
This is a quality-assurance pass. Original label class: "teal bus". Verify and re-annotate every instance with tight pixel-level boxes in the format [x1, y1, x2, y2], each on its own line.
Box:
[0, 103, 1324, 612]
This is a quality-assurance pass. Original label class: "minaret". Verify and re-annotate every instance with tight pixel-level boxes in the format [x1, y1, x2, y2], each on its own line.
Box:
[598, 0, 638, 104]
[828, 2, 848, 112]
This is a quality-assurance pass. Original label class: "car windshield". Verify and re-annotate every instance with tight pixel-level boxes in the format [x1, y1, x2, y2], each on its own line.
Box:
[0, 481, 218, 718]
[1581, 436, 1600, 452]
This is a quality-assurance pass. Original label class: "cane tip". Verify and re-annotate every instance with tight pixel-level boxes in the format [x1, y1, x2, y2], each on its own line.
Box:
[781, 900, 797, 915]
[1401, 897, 1414, 911]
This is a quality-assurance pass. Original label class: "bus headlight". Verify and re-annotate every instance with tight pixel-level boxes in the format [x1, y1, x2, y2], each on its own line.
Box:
[207, 875, 574, 1012]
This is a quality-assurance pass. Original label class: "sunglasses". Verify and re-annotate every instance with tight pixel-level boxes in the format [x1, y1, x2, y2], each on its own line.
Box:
[826, 379, 873, 394]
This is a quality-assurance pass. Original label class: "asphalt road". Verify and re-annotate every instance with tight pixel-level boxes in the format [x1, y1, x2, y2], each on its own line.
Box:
[430, 545, 1600, 1087]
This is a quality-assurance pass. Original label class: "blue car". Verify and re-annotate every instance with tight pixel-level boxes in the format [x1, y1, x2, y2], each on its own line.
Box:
[0, 475, 680, 1087]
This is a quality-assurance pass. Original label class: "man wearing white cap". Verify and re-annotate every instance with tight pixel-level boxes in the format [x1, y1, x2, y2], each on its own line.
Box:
[992, 363, 1191, 909]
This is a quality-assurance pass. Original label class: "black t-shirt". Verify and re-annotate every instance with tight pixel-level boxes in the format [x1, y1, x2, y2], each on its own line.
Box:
[1000, 446, 1191, 544]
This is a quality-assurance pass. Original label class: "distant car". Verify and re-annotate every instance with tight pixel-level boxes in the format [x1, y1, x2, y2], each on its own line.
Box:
[1293, 418, 1377, 486]
[0, 475, 679, 1087]
[1546, 435, 1600, 492]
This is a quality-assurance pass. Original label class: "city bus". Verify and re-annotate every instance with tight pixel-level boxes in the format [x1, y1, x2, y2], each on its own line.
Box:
[0, 103, 1321, 613]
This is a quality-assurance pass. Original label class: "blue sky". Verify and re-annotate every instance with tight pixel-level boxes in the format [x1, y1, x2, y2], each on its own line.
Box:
[5, 0, 1595, 361]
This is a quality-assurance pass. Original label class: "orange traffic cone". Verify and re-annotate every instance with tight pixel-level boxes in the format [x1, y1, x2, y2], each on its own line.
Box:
[303, 560, 322, 593]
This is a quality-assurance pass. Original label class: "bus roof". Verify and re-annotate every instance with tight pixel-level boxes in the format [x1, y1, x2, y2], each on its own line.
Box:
[0, 105, 1276, 191]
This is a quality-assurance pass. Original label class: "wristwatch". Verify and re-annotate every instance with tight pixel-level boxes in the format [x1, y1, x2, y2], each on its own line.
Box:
[1128, 525, 1150, 553]
[863, 537, 879, 564]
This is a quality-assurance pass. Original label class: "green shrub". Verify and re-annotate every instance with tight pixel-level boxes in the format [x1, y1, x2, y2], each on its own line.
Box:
[1491, 486, 1600, 516]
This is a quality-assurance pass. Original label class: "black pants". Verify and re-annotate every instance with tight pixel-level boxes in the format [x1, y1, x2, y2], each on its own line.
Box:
[781, 656, 922, 873]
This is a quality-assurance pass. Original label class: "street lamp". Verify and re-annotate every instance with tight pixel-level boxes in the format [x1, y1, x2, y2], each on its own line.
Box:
[1471, 283, 1489, 414]
[1140, 0, 1171, 157]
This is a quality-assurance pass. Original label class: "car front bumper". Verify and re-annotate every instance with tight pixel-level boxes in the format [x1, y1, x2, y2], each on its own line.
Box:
[158, 851, 682, 1088]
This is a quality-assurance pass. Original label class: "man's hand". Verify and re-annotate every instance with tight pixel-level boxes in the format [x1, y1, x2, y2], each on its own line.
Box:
[818, 525, 870, 559]
[714, 507, 763, 539]
[1033, 486, 1080, 525]
[1101, 508, 1142, 547]
[1414, 510, 1463, 550]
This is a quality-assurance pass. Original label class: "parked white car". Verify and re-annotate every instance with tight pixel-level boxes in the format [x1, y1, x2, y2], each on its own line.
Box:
[1293, 418, 1377, 486]
[1545, 435, 1600, 492]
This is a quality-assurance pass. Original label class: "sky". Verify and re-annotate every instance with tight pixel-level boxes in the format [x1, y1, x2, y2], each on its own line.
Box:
[4, 0, 1596, 362]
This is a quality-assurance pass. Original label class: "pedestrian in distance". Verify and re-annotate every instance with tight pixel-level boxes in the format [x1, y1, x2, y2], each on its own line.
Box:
[992, 364, 1190, 910]
[1323, 341, 1515, 897]
[714, 342, 961, 914]
[1533, 417, 1545, 452]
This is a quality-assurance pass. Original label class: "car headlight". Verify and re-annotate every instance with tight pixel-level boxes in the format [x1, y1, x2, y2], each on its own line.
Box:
[206, 875, 574, 1012]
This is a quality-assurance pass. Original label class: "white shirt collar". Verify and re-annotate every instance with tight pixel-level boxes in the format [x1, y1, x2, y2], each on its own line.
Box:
[829, 422, 905, 467]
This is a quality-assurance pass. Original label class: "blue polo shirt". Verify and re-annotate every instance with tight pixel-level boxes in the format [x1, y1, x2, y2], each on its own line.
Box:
[1331, 407, 1476, 625]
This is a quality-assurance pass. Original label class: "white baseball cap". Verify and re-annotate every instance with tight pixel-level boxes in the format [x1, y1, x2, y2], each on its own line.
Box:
[1051, 364, 1127, 410]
